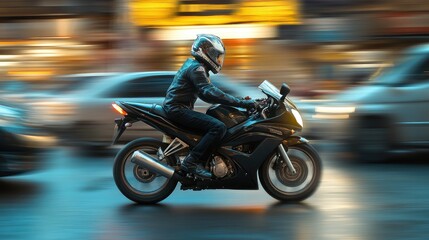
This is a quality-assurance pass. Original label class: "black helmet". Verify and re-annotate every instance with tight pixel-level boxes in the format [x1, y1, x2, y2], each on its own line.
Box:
[191, 34, 225, 74]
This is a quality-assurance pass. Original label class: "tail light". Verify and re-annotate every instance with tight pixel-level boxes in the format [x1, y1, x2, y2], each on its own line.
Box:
[112, 103, 128, 116]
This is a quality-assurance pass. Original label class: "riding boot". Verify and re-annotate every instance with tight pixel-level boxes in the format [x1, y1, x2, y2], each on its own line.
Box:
[180, 154, 212, 179]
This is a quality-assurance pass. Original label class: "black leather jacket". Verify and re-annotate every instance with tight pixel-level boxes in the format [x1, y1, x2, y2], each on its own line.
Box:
[163, 58, 249, 112]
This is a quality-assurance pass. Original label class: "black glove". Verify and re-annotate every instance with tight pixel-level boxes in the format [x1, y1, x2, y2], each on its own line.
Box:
[240, 99, 257, 109]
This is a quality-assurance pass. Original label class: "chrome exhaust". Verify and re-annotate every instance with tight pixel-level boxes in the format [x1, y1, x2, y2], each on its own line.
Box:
[130, 150, 175, 179]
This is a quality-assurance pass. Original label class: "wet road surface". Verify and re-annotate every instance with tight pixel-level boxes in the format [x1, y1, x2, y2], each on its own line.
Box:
[1, 142, 429, 240]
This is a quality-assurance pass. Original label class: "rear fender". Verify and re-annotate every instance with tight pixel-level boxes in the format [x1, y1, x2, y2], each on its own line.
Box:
[113, 101, 200, 146]
[112, 117, 137, 145]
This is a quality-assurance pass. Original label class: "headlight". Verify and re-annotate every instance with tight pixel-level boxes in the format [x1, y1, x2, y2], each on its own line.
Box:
[291, 108, 303, 127]
[313, 105, 356, 119]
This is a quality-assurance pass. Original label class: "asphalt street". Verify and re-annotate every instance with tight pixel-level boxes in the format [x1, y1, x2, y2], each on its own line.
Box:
[1, 142, 429, 240]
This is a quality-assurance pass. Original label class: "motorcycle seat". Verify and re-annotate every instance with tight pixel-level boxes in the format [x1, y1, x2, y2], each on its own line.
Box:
[150, 104, 168, 118]
[126, 102, 168, 118]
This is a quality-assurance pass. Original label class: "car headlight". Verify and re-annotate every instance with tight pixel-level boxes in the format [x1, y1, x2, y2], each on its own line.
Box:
[313, 105, 356, 119]
[291, 108, 303, 127]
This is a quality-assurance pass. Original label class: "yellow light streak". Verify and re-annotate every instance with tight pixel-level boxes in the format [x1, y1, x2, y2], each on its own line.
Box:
[312, 114, 350, 119]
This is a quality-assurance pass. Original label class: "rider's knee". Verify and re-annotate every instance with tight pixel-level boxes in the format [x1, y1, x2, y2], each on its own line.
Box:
[212, 121, 227, 137]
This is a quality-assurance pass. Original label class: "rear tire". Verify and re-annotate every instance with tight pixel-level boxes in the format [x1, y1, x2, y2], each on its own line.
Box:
[113, 138, 177, 204]
[259, 143, 321, 202]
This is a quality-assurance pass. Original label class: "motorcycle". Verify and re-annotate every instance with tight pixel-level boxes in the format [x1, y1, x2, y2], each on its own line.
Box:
[112, 80, 321, 204]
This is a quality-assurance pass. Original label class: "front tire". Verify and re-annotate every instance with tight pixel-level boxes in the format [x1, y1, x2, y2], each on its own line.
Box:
[259, 143, 321, 202]
[113, 138, 177, 204]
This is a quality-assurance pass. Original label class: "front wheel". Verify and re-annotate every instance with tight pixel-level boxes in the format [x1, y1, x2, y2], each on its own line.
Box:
[113, 138, 177, 204]
[259, 143, 322, 202]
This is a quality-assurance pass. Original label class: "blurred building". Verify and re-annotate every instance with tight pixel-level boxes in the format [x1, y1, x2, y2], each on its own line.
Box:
[292, 0, 429, 96]
[128, 0, 429, 95]
[0, 0, 115, 83]
[129, 0, 302, 85]
[1, 0, 429, 96]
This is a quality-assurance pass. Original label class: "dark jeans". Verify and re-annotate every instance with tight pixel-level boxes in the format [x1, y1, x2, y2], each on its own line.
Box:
[166, 108, 227, 163]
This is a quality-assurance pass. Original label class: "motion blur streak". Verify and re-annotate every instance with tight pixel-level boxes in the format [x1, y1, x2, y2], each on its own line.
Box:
[152, 24, 277, 40]
[1, 0, 429, 239]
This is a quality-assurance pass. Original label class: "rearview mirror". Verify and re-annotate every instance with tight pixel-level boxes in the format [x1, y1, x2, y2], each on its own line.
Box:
[280, 83, 290, 97]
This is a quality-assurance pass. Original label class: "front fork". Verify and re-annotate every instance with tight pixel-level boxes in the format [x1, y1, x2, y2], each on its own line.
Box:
[278, 144, 297, 175]
[276, 136, 309, 175]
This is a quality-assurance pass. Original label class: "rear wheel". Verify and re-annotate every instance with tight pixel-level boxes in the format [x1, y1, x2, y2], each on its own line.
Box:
[113, 138, 177, 204]
[259, 143, 321, 202]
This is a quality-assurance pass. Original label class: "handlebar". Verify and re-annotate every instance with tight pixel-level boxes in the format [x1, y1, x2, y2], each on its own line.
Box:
[247, 98, 271, 117]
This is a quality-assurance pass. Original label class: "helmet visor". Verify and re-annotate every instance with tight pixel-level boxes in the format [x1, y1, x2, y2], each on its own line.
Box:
[216, 53, 225, 68]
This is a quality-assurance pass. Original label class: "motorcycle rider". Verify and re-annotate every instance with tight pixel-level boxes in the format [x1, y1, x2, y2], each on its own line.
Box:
[163, 34, 256, 179]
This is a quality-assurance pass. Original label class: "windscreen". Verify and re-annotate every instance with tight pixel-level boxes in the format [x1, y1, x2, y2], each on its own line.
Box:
[258, 80, 282, 100]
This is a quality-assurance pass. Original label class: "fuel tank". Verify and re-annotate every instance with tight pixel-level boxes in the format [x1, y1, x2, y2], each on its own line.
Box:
[206, 105, 247, 128]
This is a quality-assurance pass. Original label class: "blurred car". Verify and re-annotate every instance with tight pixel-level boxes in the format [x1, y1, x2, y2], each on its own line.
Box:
[304, 44, 429, 161]
[0, 99, 55, 176]
[0, 80, 36, 103]
[51, 72, 123, 93]
[26, 71, 264, 148]
[2, 73, 124, 104]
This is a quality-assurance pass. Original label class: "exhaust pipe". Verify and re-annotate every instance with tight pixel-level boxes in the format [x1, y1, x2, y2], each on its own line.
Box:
[130, 150, 175, 179]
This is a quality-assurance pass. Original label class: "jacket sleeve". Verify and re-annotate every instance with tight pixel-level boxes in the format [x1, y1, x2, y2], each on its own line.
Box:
[190, 65, 245, 107]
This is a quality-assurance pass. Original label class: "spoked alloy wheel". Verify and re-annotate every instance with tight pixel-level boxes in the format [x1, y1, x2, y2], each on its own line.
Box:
[259, 143, 321, 202]
[113, 138, 177, 204]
